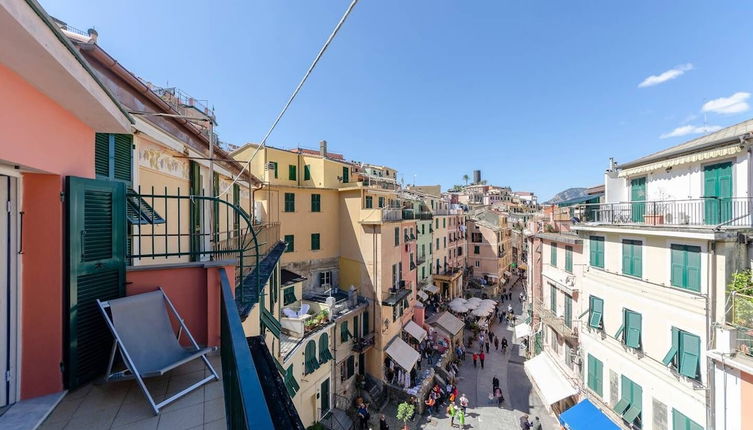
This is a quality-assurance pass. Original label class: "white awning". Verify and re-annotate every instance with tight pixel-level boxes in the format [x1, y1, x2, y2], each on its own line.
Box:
[417, 290, 428, 301]
[423, 285, 439, 294]
[385, 337, 420, 371]
[432, 312, 465, 337]
[504, 271, 512, 277]
[524, 353, 578, 406]
[514, 323, 531, 340]
[403, 320, 427, 343]
[618, 144, 743, 178]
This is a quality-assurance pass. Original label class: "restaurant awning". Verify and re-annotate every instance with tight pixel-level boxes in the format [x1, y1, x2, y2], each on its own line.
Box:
[559, 399, 621, 430]
[423, 285, 439, 294]
[417, 290, 428, 301]
[524, 353, 578, 406]
[432, 312, 464, 337]
[385, 337, 420, 371]
[403, 320, 427, 343]
[514, 323, 531, 340]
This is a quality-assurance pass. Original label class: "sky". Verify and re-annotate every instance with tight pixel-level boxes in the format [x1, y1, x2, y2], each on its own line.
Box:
[41, 1, 753, 200]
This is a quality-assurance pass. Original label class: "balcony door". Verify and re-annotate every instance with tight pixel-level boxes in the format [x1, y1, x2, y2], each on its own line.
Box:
[704, 162, 733, 224]
[0, 175, 18, 407]
[630, 177, 646, 223]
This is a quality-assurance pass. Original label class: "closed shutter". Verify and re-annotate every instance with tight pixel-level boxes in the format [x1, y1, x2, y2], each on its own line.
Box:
[95, 133, 110, 177]
[671, 245, 685, 287]
[589, 237, 598, 267]
[342, 166, 349, 183]
[311, 233, 320, 250]
[622, 240, 631, 275]
[631, 241, 642, 277]
[686, 246, 701, 292]
[565, 246, 573, 272]
[564, 295, 572, 328]
[113, 134, 132, 183]
[304, 165, 311, 180]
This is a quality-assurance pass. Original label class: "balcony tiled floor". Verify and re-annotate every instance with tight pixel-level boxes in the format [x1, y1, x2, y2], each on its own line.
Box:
[38, 354, 225, 430]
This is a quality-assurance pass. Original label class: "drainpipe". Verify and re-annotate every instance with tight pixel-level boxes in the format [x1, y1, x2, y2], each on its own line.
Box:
[706, 239, 716, 430]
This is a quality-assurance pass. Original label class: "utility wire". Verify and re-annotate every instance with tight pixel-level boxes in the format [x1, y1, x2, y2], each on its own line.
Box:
[220, 0, 360, 197]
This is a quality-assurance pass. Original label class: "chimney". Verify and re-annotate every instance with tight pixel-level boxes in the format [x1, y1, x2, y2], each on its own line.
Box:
[320, 140, 327, 157]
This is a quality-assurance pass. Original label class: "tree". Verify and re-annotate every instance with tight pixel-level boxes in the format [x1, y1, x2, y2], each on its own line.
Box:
[396, 401, 415, 430]
[462, 174, 469, 185]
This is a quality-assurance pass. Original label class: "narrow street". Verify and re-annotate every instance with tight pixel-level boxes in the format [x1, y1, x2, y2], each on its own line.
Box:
[380, 276, 559, 430]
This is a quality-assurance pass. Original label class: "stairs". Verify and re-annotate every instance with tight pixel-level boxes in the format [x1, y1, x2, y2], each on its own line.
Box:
[322, 408, 353, 430]
[364, 374, 388, 411]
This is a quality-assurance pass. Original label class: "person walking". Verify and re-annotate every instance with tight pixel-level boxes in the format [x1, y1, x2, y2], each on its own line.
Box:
[485, 340, 490, 353]
[501, 337, 508, 353]
[472, 352, 478, 368]
[508, 303, 513, 314]
[494, 386, 504, 407]
[498, 312, 504, 324]
[425, 395, 436, 416]
[447, 402, 457, 427]
[479, 351, 485, 368]
[457, 407, 466, 429]
[379, 414, 389, 430]
[519, 291, 524, 303]
[356, 401, 370, 430]
[494, 337, 499, 350]
[492, 375, 499, 390]
[459, 394, 469, 415]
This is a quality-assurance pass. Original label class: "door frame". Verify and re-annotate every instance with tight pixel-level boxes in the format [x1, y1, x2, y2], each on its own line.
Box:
[0, 174, 19, 407]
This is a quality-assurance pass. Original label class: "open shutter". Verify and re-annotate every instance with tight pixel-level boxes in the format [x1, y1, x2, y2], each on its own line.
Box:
[589, 296, 603, 329]
[65, 177, 126, 389]
[679, 332, 701, 379]
[662, 327, 680, 366]
[614, 376, 631, 415]
[625, 311, 642, 349]
[686, 246, 701, 292]
[670, 245, 685, 288]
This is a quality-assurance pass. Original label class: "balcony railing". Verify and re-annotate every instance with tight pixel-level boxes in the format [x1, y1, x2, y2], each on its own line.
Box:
[729, 291, 753, 357]
[361, 207, 402, 223]
[533, 299, 577, 342]
[352, 333, 376, 353]
[575, 198, 753, 228]
[416, 211, 434, 220]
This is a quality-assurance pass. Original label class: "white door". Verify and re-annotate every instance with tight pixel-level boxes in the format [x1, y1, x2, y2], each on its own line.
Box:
[0, 174, 18, 407]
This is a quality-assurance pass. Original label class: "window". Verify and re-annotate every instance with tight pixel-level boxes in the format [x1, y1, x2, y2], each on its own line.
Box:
[340, 321, 352, 343]
[565, 245, 573, 273]
[672, 409, 703, 430]
[622, 239, 642, 277]
[284, 192, 295, 212]
[318, 333, 333, 364]
[421, 267, 425, 279]
[319, 271, 332, 287]
[662, 328, 701, 380]
[270, 161, 278, 178]
[475, 261, 480, 267]
[392, 264, 399, 288]
[304, 340, 319, 374]
[422, 224, 425, 234]
[671, 244, 701, 292]
[616, 309, 642, 349]
[311, 233, 321, 250]
[378, 197, 385, 208]
[474, 245, 480, 254]
[550, 284, 557, 312]
[341, 355, 355, 382]
[283, 364, 300, 397]
[283, 287, 296, 305]
[363, 311, 369, 335]
[95, 133, 133, 183]
[311, 194, 321, 212]
[436, 219, 439, 229]
[443, 218, 446, 228]
[614, 376, 642, 428]
[471, 233, 482, 243]
[395, 227, 400, 246]
[304, 164, 311, 180]
[342, 166, 349, 183]
[590, 236, 605, 268]
[588, 296, 604, 329]
[365, 196, 373, 209]
[587, 354, 603, 397]
[550, 243, 557, 267]
[284, 235, 294, 252]
[289, 165, 297, 180]
[436, 238, 440, 249]
[457, 246, 463, 256]
[564, 294, 573, 328]
[443, 237, 447, 248]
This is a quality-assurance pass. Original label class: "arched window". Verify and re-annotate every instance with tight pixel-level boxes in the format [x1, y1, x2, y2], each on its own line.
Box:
[304, 340, 319, 374]
[319, 333, 333, 364]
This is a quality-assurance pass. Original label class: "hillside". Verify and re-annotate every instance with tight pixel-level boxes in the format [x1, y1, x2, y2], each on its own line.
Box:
[544, 187, 587, 204]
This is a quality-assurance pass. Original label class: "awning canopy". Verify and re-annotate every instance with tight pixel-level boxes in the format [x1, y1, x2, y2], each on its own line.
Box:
[524, 353, 578, 406]
[432, 312, 464, 337]
[514, 323, 531, 340]
[417, 291, 428, 301]
[559, 399, 621, 430]
[385, 337, 420, 371]
[423, 285, 439, 294]
[504, 271, 512, 277]
[403, 320, 427, 343]
[618, 144, 743, 178]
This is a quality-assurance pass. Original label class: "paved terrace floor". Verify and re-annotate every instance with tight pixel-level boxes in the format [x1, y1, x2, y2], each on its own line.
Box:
[375, 276, 560, 430]
[38, 353, 224, 430]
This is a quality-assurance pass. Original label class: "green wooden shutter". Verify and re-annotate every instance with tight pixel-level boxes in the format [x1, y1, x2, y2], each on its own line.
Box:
[550, 285, 557, 312]
[189, 161, 202, 260]
[95, 133, 110, 177]
[686, 246, 701, 292]
[341, 321, 349, 342]
[672, 409, 703, 430]
[622, 240, 631, 275]
[590, 236, 598, 267]
[623, 379, 642, 424]
[704, 162, 733, 224]
[289, 165, 296, 180]
[614, 376, 631, 415]
[284, 193, 295, 212]
[551, 243, 557, 266]
[342, 166, 349, 183]
[320, 378, 330, 415]
[353, 315, 360, 339]
[564, 295, 573, 328]
[679, 331, 701, 379]
[625, 310, 642, 349]
[631, 177, 646, 222]
[272, 162, 278, 178]
[671, 245, 685, 288]
[212, 173, 219, 241]
[311, 233, 320, 250]
[363, 311, 369, 335]
[304, 340, 319, 374]
[284, 234, 294, 252]
[631, 241, 642, 277]
[565, 246, 573, 273]
[311, 194, 321, 212]
[113, 134, 132, 183]
[65, 177, 126, 389]
[232, 183, 241, 234]
[365, 196, 373, 208]
[304, 165, 311, 180]
[589, 296, 604, 329]
[318, 333, 332, 364]
[663, 327, 680, 366]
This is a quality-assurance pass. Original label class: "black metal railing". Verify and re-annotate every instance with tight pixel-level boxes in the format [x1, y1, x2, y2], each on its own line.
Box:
[575, 198, 753, 228]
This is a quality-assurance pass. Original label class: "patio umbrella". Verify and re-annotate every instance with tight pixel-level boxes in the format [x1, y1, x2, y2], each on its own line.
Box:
[449, 298, 467, 305]
[472, 307, 492, 317]
[450, 303, 469, 313]
[482, 299, 497, 306]
[466, 297, 482, 305]
[464, 301, 480, 310]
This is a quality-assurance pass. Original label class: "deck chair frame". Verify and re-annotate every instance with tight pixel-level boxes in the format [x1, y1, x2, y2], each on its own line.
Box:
[97, 288, 219, 415]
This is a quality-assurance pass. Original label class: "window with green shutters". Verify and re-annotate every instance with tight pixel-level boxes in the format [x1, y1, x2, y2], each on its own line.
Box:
[394, 227, 400, 246]
[378, 197, 384, 208]
[284, 234, 294, 252]
[283, 364, 300, 397]
[318, 333, 333, 364]
[671, 244, 701, 292]
[662, 328, 701, 380]
[565, 245, 573, 273]
[363, 311, 369, 335]
[304, 164, 311, 180]
[443, 218, 446, 228]
[474, 245, 480, 254]
[365, 196, 373, 209]
[590, 236, 605, 268]
[284, 192, 295, 212]
[340, 321, 351, 342]
[588, 296, 604, 329]
[587, 354, 603, 396]
[289, 165, 297, 180]
[672, 409, 703, 430]
[283, 287, 296, 305]
[311, 194, 321, 212]
[551, 243, 557, 266]
[270, 161, 278, 178]
[95, 133, 133, 184]
[311, 233, 320, 250]
[342, 166, 349, 183]
[614, 375, 642, 427]
[550, 284, 557, 312]
[304, 340, 319, 374]
[622, 239, 642, 277]
[564, 294, 573, 328]
[616, 309, 642, 349]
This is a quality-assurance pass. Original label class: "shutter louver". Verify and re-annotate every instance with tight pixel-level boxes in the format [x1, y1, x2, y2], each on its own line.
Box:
[95, 133, 110, 177]
[113, 134, 132, 184]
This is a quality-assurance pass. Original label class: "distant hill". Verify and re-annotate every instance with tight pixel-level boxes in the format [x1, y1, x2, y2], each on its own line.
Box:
[545, 187, 587, 205]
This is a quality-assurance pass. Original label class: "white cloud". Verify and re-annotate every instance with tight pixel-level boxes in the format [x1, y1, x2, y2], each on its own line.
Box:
[638, 64, 693, 88]
[660, 124, 722, 139]
[702, 92, 751, 114]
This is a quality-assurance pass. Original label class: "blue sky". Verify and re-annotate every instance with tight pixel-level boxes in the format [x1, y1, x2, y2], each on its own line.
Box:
[41, 1, 753, 200]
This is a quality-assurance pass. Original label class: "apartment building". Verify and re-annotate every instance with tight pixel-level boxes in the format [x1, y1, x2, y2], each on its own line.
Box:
[467, 209, 512, 295]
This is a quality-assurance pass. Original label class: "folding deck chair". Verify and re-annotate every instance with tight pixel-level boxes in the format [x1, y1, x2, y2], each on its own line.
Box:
[97, 289, 219, 415]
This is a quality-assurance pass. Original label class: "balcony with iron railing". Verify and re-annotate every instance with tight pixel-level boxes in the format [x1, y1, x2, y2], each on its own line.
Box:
[360, 207, 402, 223]
[727, 291, 753, 358]
[533, 299, 577, 343]
[573, 198, 753, 229]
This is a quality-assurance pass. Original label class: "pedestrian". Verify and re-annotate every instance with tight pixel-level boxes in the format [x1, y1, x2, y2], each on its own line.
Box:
[485, 340, 490, 353]
[494, 386, 504, 407]
[459, 393, 469, 415]
[447, 402, 457, 427]
[479, 351, 485, 368]
[498, 312, 504, 324]
[532, 417, 542, 430]
[501, 337, 508, 353]
[408, 396, 418, 421]
[472, 352, 478, 368]
[494, 337, 499, 350]
[357, 401, 370, 430]
[457, 408, 466, 429]
[492, 375, 499, 390]
[379, 414, 389, 430]
[508, 304, 513, 314]
[519, 291, 524, 303]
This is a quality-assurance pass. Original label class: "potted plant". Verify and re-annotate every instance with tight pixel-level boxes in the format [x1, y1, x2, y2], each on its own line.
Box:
[396, 401, 415, 430]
